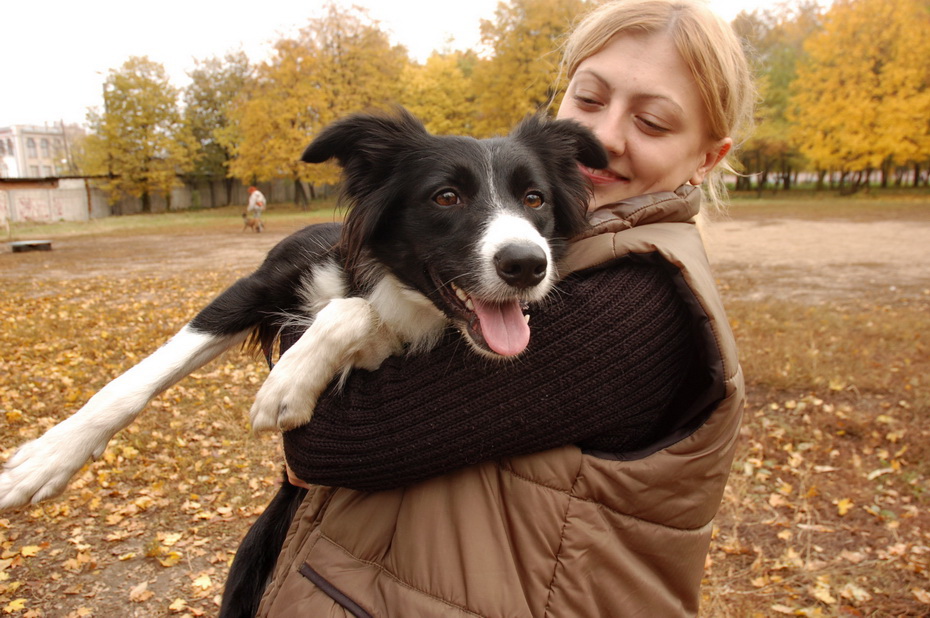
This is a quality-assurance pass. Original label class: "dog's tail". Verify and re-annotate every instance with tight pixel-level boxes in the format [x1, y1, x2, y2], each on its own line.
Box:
[219, 471, 307, 618]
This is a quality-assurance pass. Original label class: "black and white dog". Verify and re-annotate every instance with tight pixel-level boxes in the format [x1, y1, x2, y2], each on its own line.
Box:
[0, 109, 606, 515]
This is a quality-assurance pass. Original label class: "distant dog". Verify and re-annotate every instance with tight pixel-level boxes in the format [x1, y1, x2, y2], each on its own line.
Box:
[242, 213, 264, 233]
[0, 108, 605, 530]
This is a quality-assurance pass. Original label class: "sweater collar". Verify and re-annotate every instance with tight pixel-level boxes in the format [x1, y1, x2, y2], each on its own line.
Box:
[576, 185, 701, 240]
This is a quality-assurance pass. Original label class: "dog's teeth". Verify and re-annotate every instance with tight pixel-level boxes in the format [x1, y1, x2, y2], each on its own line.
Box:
[524, 313, 531, 324]
[455, 287, 469, 302]
[465, 298, 475, 311]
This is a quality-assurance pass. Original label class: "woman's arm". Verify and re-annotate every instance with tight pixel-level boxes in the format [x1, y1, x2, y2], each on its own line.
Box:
[283, 259, 696, 491]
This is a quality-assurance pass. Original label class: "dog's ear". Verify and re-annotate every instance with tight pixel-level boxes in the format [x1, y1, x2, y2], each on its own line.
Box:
[301, 107, 429, 168]
[511, 116, 608, 239]
[511, 115, 608, 171]
[302, 108, 431, 273]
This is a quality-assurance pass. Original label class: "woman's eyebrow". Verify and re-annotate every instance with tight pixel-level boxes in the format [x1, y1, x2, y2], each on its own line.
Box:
[572, 68, 610, 88]
[632, 93, 685, 117]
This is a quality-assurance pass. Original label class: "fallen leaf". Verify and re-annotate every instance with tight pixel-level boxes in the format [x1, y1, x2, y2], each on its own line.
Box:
[3, 599, 27, 613]
[840, 550, 866, 564]
[836, 498, 853, 516]
[168, 598, 187, 613]
[129, 581, 154, 603]
[839, 583, 872, 604]
[812, 579, 837, 604]
[192, 573, 212, 590]
[162, 532, 183, 547]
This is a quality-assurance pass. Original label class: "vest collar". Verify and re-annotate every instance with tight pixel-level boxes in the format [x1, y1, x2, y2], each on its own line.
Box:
[577, 185, 701, 240]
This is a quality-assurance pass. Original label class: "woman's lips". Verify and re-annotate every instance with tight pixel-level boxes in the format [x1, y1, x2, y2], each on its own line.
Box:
[578, 164, 628, 186]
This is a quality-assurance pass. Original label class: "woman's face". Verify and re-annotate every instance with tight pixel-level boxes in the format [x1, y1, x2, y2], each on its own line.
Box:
[558, 31, 731, 209]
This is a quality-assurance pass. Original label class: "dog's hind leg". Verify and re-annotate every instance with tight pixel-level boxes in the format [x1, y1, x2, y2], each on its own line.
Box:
[0, 326, 248, 509]
[219, 472, 307, 618]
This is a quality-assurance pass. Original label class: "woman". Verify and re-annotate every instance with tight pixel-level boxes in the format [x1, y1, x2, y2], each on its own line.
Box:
[256, 1, 753, 615]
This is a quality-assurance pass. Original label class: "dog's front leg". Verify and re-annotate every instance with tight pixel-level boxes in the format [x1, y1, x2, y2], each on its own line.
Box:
[0, 326, 246, 509]
[250, 298, 397, 432]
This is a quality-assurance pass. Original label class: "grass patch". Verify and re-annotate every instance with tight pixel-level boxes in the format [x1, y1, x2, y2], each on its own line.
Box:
[727, 191, 930, 222]
[5, 199, 342, 241]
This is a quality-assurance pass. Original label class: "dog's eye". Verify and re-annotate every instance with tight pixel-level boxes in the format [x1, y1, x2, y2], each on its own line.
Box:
[433, 190, 461, 207]
[524, 192, 545, 209]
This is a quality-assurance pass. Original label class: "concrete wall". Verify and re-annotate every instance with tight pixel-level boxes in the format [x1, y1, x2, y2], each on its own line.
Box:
[0, 178, 310, 223]
[0, 179, 108, 223]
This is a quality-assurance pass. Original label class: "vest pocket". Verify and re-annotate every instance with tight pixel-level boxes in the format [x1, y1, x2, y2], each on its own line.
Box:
[298, 562, 372, 618]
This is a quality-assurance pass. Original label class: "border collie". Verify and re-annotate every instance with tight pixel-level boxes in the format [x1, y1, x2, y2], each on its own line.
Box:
[0, 109, 606, 517]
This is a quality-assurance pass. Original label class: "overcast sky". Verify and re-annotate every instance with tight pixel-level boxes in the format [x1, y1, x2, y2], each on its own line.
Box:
[3, 0, 773, 128]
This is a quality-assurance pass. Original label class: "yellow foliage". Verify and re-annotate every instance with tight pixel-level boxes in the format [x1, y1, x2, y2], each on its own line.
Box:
[400, 52, 478, 135]
[471, 0, 592, 137]
[788, 0, 930, 172]
[83, 56, 197, 207]
[225, 4, 407, 187]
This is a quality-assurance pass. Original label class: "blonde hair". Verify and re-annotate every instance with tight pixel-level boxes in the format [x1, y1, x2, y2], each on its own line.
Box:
[559, 0, 755, 212]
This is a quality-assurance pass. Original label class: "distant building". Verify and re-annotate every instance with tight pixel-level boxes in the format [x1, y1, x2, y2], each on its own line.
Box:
[0, 124, 78, 179]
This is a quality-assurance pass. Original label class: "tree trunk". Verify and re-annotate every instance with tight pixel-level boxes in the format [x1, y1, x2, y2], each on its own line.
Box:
[209, 179, 217, 208]
[756, 167, 769, 197]
[225, 178, 235, 207]
[295, 179, 309, 210]
[781, 156, 792, 191]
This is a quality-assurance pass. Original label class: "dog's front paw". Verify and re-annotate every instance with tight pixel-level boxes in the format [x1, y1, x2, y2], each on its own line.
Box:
[0, 431, 99, 509]
[249, 374, 317, 433]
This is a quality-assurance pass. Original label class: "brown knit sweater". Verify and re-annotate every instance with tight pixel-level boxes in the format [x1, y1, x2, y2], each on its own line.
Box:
[283, 258, 697, 492]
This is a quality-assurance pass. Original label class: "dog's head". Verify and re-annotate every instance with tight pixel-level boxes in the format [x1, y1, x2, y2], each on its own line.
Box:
[302, 108, 607, 357]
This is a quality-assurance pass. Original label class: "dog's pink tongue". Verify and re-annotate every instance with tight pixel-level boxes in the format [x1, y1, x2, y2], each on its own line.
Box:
[472, 298, 530, 356]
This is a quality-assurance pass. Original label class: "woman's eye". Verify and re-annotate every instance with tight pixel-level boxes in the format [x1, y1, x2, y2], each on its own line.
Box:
[574, 95, 602, 109]
[433, 190, 461, 207]
[524, 192, 544, 209]
[637, 116, 670, 134]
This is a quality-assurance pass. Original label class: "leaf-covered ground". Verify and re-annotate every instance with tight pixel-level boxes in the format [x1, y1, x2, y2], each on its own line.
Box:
[0, 202, 928, 616]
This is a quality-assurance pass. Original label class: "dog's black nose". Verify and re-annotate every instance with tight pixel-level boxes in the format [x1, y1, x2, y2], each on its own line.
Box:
[494, 244, 548, 288]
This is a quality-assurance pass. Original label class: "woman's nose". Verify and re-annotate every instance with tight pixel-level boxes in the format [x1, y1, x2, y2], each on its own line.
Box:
[594, 115, 626, 157]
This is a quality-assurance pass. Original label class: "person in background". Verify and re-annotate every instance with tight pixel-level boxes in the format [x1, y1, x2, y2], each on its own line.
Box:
[253, 0, 755, 615]
[246, 186, 266, 220]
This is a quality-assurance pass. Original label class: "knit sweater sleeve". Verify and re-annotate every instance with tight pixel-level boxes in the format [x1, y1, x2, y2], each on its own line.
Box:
[283, 259, 697, 492]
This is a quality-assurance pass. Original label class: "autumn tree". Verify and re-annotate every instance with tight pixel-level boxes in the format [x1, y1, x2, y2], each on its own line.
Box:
[787, 0, 930, 191]
[471, 0, 592, 137]
[400, 51, 478, 135]
[732, 3, 821, 191]
[224, 4, 408, 207]
[83, 56, 196, 212]
[183, 51, 253, 206]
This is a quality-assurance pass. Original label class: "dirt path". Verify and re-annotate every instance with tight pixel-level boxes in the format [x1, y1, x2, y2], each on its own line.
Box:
[702, 218, 930, 304]
[4, 218, 929, 305]
[1, 229, 290, 283]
